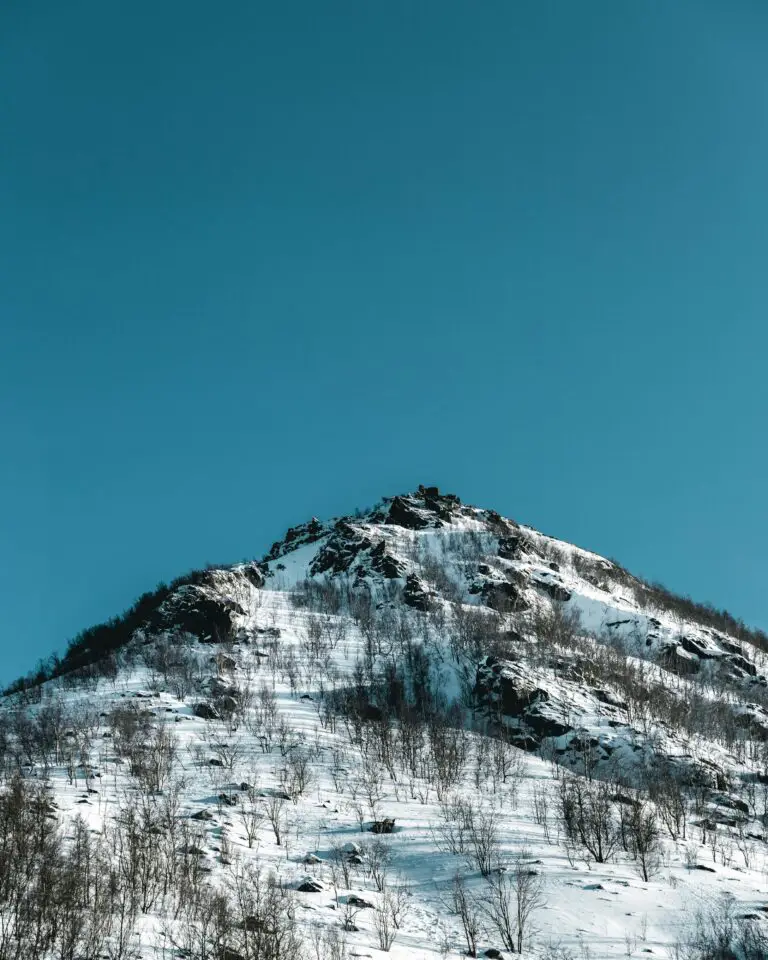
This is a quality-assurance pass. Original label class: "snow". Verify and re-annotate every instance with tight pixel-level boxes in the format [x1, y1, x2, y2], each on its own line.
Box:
[5, 491, 768, 959]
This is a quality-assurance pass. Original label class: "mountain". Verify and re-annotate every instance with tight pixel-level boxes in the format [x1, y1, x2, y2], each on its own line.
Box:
[2, 486, 768, 960]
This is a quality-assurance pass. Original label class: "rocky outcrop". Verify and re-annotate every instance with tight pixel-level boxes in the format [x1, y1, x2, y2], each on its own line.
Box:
[403, 574, 432, 611]
[308, 522, 407, 581]
[310, 522, 372, 576]
[265, 517, 326, 562]
[475, 658, 647, 770]
[468, 564, 528, 612]
[193, 701, 220, 720]
[384, 486, 461, 530]
[150, 586, 244, 644]
[531, 576, 571, 603]
[369, 540, 406, 578]
[386, 496, 434, 530]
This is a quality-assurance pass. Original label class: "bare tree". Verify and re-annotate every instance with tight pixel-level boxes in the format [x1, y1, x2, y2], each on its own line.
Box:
[484, 847, 545, 953]
[364, 838, 392, 892]
[449, 872, 483, 958]
[466, 802, 500, 877]
[263, 794, 286, 846]
[558, 775, 620, 864]
[239, 788, 265, 849]
[373, 886, 399, 952]
[283, 748, 314, 802]
[627, 802, 662, 882]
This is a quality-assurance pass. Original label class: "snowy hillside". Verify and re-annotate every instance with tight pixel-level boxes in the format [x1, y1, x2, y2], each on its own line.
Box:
[3, 486, 768, 960]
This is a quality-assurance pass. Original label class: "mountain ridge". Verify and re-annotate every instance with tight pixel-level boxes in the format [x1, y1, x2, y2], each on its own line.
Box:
[9, 485, 765, 696]
[3, 484, 768, 958]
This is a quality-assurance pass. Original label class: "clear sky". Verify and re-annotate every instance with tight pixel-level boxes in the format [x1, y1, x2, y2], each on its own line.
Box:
[2, 1, 767, 684]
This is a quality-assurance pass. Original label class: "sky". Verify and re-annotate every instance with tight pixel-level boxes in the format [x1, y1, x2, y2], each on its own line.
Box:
[1, 1, 767, 683]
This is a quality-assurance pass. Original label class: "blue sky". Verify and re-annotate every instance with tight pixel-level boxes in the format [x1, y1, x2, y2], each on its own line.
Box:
[1, 1, 767, 683]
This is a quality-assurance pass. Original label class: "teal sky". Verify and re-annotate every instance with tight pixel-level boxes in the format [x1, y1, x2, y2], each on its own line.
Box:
[2, 2, 767, 683]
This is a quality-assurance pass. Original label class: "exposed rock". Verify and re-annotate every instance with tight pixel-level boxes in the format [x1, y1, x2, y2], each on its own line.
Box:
[265, 517, 325, 562]
[386, 496, 433, 530]
[533, 578, 572, 603]
[679, 636, 717, 660]
[369, 540, 406, 579]
[297, 877, 324, 893]
[150, 586, 245, 644]
[403, 574, 432, 611]
[469, 565, 528, 612]
[712, 792, 749, 815]
[371, 818, 395, 834]
[593, 688, 627, 709]
[310, 521, 372, 576]
[347, 895, 374, 909]
[214, 695, 238, 716]
[221, 949, 245, 960]
[730, 654, 757, 676]
[498, 536, 521, 560]
[194, 701, 220, 721]
[524, 705, 573, 739]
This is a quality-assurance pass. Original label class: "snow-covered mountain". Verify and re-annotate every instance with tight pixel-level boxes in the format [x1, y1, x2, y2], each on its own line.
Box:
[3, 486, 768, 960]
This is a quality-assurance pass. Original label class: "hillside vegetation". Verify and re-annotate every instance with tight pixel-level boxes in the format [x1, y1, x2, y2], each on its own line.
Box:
[3, 487, 768, 960]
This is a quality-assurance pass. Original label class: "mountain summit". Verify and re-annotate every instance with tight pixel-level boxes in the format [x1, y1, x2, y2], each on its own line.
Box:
[3, 486, 768, 959]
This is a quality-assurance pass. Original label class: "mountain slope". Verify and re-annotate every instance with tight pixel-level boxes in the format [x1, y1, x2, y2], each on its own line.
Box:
[3, 486, 768, 960]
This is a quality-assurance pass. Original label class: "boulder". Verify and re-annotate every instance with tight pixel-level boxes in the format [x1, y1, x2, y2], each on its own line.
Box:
[371, 818, 396, 834]
[297, 877, 324, 893]
[194, 701, 220, 721]
[347, 895, 374, 909]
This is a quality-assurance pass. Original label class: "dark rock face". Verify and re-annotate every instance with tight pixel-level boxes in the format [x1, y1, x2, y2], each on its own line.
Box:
[730, 654, 757, 677]
[151, 586, 244, 644]
[369, 540, 406, 579]
[309, 522, 406, 581]
[659, 644, 701, 676]
[193, 701, 220, 721]
[238, 563, 265, 589]
[371, 818, 396, 834]
[385, 487, 461, 530]
[311, 522, 372, 576]
[468, 566, 528, 613]
[265, 517, 326, 562]
[386, 496, 433, 530]
[347, 895, 374, 909]
[524, 705, 573, 739]
[297, 877, 324, 893]
[498, 536, 521, 560]
[476, 659, 575, 739]
[533, 578, 572, 603]
[403, 574, 431, 611]
[679, 636, 716, 660]
[221, 949, 245, 960]
[593, 688, 627, 709]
